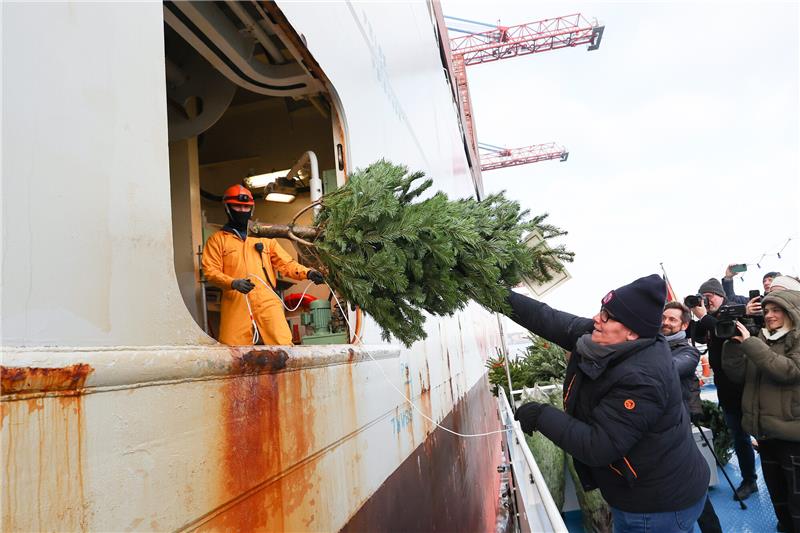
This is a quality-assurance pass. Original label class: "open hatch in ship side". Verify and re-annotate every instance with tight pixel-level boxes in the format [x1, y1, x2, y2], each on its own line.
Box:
[164, 0, 354, 346]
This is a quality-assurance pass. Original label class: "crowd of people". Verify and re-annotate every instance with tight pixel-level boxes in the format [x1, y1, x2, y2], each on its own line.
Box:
[509, 266, 800, 533]
[690, 267, 800, 533]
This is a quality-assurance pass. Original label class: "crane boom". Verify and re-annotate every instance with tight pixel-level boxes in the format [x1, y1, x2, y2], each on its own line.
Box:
[479, 143, 568, 172]
[447, 12, 602, 170]
[450, 13, 603, 67]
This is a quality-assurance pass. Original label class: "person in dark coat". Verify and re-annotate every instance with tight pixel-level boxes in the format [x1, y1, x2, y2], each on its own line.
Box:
[663, 301, 722, 533]
[691, 278, 758, 500]
[663, 302, 704, 420]
[508, 274, 710, 533]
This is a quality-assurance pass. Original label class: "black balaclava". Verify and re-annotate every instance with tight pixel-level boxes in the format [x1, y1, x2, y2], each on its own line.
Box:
[225, 205, 252, 234]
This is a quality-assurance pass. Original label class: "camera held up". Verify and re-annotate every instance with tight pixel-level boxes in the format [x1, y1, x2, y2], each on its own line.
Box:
[684, 294, 708, 308]
[714, 303, 761, 339]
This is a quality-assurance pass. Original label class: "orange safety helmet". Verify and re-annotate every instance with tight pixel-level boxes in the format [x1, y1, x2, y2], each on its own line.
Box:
[222, 184, 255, 206]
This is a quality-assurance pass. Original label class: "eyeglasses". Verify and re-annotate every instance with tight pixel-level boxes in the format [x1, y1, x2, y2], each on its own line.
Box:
[224, 194, 253, 203]
[599, 307, 618, 323]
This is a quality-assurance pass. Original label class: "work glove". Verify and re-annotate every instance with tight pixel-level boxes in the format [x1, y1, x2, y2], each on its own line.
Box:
[307, 270, 325, 285]
[514, 401, 546, 435]
[231, 278, 255, 294]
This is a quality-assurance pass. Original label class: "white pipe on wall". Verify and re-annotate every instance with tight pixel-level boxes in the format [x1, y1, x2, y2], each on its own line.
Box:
[287, 150, 322, 215]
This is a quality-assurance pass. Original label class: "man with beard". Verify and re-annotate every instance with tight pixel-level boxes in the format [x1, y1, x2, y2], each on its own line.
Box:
[691, 278, 758, 500]
[201, 184, 324, 345]
[663, 301, 722, 533]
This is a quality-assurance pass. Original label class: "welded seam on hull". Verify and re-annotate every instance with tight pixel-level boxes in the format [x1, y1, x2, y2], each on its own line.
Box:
[0, 358, 396, 402]
[175, 375, 470, 531]
[2, 345, 400, 400]
[173, 406, 401, 532]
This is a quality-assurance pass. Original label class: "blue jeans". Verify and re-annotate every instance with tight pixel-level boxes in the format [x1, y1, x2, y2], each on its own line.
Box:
[611, 492, 706, 533]
[722, 405, 757, 482]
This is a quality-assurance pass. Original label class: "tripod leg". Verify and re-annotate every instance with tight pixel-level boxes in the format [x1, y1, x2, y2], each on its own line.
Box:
[694, 422, 747, 510]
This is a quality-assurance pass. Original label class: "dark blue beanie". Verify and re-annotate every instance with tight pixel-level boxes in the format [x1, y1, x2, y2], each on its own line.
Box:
[600, 274, 667, 338]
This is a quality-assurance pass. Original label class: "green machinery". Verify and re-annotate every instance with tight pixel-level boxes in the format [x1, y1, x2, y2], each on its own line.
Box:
[300, 299, 348, 345]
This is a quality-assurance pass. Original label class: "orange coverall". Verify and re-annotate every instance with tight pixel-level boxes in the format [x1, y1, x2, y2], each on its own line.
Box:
[202, 230, 310, 345]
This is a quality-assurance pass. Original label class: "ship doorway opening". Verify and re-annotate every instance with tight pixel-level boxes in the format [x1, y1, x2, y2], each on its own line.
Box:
[163, 1, 352, 345]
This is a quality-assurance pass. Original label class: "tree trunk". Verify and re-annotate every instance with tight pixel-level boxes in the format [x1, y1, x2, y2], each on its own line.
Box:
[249, 223, 319, 241]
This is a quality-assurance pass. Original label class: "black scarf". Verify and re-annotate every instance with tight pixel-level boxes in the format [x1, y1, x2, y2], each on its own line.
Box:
[575, 334, 655, 379]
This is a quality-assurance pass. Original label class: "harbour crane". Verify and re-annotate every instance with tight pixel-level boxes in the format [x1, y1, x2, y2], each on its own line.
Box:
[446, 14, 603, 171]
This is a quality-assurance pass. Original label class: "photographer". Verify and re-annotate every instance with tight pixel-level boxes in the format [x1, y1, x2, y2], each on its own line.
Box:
[690, 278, 758, 500]
[722, 265, 773, 317]
[723, 290, 800, 532]
[722, 265, 780, 302]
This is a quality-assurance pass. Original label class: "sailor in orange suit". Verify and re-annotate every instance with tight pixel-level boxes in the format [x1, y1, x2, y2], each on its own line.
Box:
[202, 184, 324, 345]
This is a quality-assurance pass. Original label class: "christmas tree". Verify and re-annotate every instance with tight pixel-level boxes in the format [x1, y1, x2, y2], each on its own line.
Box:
[257, 160, 573, 346]
[314, 160, 573, 345]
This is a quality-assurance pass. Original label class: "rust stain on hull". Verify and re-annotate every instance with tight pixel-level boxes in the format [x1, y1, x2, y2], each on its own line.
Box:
[2, 364, 92, 532]
[341, 380, 502, 533]
[230, 348, 289, 375]
[2, 363, 93, 395]
[197, 349, 318, 531]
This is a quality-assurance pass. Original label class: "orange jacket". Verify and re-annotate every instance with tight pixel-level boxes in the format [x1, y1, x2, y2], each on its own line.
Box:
[202, 230, 310, 345]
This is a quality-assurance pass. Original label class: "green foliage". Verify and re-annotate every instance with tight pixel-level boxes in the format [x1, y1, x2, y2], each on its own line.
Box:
[525, 388, 566, 510]
[699, 399, 733, 465]
[486, 334, 567, 397]
[313, 160, 573, 346]
[567, 455, 613, 533]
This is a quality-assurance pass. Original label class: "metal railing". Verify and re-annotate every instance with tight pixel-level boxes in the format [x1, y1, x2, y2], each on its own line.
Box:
[498, 388, 568, 533]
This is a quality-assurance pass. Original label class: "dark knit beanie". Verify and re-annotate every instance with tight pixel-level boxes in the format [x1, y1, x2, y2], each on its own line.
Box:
[600, 274, 666, 338]
[763, 271, 781, 282]
[698, 278, 725, 298]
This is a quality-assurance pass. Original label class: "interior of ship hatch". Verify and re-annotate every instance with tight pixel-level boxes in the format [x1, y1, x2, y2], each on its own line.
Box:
[162, 1, 355, 346]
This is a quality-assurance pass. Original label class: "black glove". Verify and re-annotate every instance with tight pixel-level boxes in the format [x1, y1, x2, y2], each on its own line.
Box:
[231, 278, 255, 294]
[690, 412, 704, 425]
[514, 402, 546, 435]
[307, 270, 324, 285]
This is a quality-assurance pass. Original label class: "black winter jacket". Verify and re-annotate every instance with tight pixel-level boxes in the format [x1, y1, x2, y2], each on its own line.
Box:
[721, 277, 754, 305]
[508, 292, 709, 513]
[669, 336, 702, 417]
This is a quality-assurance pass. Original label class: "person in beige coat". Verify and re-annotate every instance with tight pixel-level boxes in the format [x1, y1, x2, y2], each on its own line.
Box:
[723, 289, 800, 532]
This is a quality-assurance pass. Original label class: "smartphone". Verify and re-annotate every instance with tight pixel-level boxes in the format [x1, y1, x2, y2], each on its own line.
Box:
[731, 264, 748, 274]
[749, 289, 761, 301]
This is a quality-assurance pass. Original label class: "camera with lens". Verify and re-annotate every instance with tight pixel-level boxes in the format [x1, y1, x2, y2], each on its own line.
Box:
[684, 294, 708, 308]
[714, 303, 761, 339]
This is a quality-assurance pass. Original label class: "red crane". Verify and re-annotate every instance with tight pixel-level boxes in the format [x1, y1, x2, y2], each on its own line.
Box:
[447, 14, 603, 171]
[479, 142, 568, 172]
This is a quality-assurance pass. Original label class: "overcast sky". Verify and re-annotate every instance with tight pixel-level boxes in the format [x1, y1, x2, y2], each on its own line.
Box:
[442, 0, 799, 322]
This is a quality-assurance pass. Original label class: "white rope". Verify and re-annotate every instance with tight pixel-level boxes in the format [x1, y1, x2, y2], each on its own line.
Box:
[243, 273, 316, 343]
[243, 292, 260, 344]
[240, 274, 510, 438]
[246, 273, 316, 312]
[325, 282, 509, 439]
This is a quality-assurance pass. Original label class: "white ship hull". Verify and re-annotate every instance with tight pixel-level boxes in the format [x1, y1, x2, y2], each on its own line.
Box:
[1, 2, 510, 530]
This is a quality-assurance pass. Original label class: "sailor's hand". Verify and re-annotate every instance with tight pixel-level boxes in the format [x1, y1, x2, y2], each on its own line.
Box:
[231, 278, 255, 294]
[307, 270, 324, 285]
[514, 402, 546, 435]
